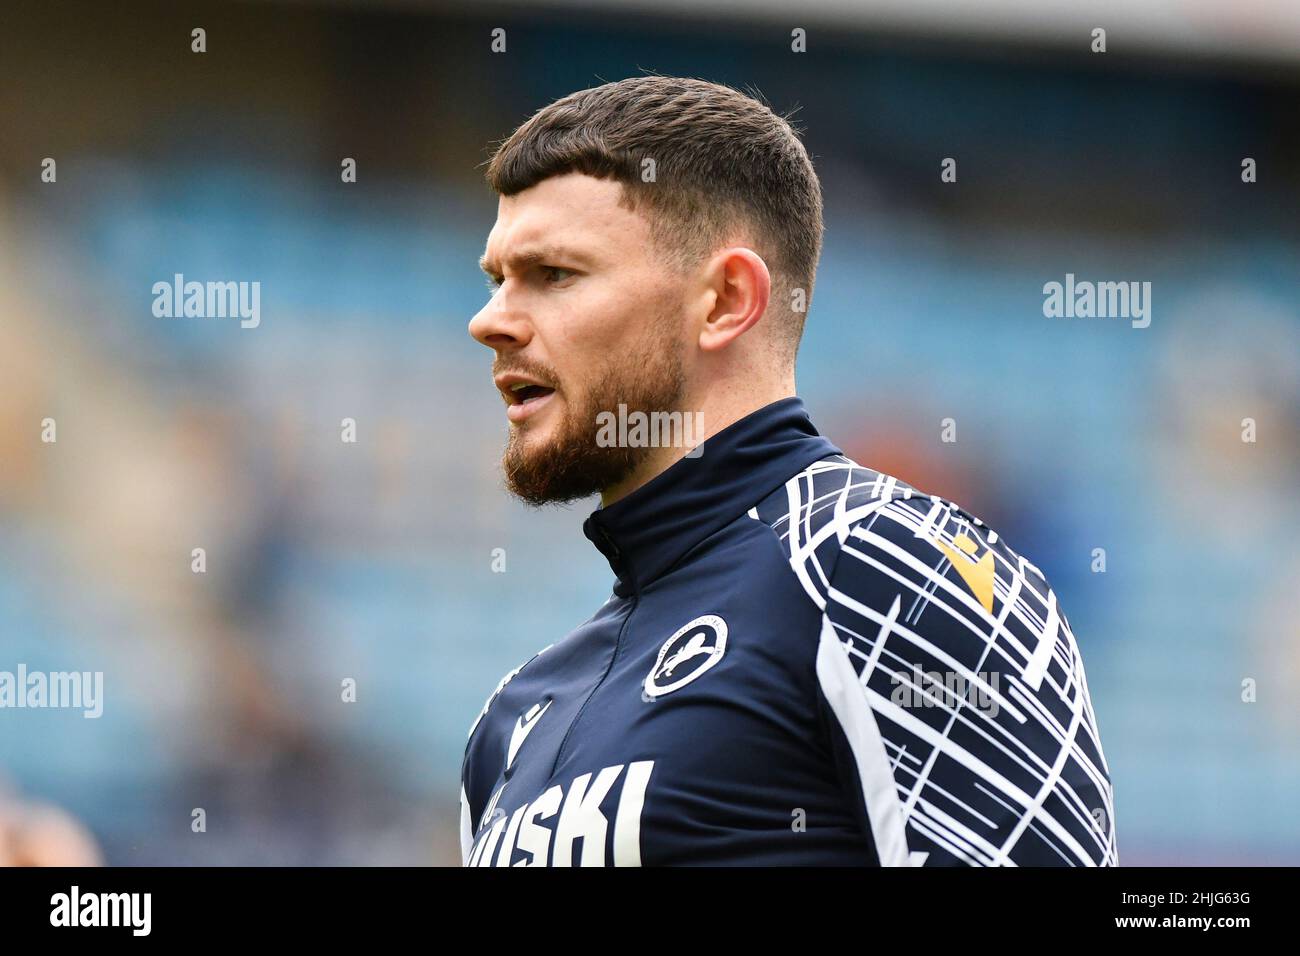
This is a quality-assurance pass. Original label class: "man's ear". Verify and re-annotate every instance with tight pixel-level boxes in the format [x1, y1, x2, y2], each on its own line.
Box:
[698, 247, 771, 352]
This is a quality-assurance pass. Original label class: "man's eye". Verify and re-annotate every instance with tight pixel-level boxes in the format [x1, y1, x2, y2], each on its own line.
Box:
[542, 266, 574, 283]
[485, 274, 503, 293]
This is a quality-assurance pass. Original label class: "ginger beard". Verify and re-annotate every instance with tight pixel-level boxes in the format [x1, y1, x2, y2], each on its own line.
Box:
[501, 322, 688, 506]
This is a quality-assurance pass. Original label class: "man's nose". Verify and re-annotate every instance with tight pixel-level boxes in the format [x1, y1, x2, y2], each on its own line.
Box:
[468, 290, 533, 351]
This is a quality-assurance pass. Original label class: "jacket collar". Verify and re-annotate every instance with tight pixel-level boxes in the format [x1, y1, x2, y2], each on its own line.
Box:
[582, 397, 841, 595]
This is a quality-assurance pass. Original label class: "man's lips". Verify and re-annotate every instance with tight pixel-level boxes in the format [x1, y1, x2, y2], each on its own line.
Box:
[494, 373, 558, 424]
[506, 389, 556, 423]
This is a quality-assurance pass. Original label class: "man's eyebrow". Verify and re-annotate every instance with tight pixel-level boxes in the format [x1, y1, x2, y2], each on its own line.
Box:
[478, 245, 591, 276]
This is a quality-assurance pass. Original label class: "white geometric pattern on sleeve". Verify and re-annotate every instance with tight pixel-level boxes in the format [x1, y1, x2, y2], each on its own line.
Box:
[756, 454, 1118, 866]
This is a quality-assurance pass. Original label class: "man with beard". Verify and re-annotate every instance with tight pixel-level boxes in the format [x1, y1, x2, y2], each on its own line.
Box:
[460, 76, 1117, 867]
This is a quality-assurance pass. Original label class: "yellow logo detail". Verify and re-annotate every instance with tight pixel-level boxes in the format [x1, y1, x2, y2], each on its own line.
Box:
[935, 533, 994, 613]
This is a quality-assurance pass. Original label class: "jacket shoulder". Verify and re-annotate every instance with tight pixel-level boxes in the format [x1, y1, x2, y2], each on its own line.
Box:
[752, 453, 996, 611]
[759, 454, 1117, 865]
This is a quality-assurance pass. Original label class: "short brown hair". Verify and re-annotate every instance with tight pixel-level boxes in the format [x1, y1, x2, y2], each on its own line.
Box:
[484, 75, 824, 356]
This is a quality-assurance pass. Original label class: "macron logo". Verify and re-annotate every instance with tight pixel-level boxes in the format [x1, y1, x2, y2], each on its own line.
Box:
[507, 699, 552, 769]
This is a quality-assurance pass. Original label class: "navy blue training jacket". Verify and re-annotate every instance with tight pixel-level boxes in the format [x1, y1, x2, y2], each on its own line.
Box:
[459, 397, 1117, 866]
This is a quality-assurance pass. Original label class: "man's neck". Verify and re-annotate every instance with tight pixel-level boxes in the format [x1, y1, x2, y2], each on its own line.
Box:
[599, 383, 796, 507]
